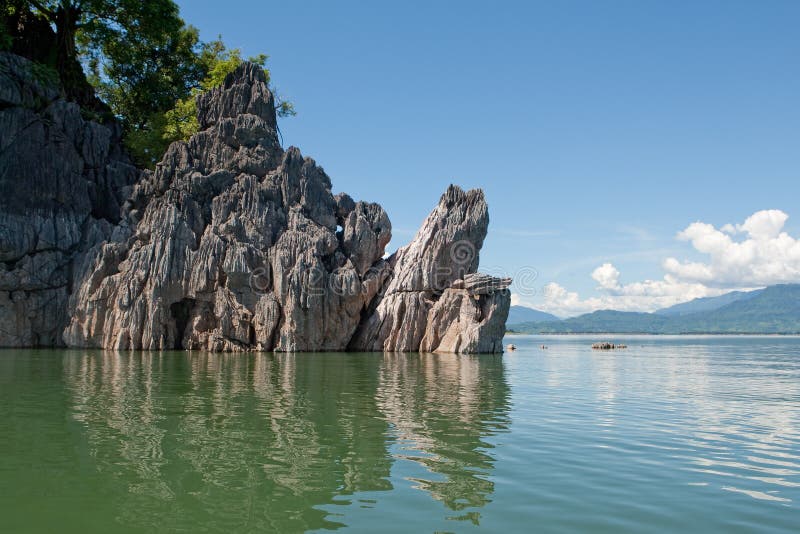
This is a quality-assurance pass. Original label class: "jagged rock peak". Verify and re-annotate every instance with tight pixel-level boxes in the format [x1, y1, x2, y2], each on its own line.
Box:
[228, 61, 269, 85]
[64, 59, 393, 352]
[440, 183, 487, 210]
[349, 184, 510, 353]
[387, 184, 489, 293]
[196, 61, 277, 131]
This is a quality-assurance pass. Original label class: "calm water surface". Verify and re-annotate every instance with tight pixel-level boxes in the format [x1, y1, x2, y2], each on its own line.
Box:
[1, 335, 799, 532]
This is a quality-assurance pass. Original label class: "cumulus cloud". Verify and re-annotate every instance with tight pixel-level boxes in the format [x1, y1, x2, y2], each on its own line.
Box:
[665, 209, 800, 287]
[521, 209, 797, 317]
[536, 276, 726, 317]
[591, 263, 620, 290]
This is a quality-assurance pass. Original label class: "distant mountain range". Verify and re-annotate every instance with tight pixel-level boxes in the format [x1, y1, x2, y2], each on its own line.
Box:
[654, 289, 763, 316]
[508, 284, 800, 334]
[507, 306, 560, 324]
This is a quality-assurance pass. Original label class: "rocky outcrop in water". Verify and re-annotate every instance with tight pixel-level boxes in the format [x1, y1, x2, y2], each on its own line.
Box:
[1, 54, 510, 352]
[420, 273, 512, 353]
[0, 53, 138, 346]
[349, 189, 511, 353]
[63, 63, 393, 351]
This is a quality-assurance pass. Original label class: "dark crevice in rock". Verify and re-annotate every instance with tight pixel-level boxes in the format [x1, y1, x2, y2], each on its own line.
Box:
[170, 298, 195, 350]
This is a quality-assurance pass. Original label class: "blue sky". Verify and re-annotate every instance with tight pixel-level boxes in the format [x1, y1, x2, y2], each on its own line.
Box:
[175, 0, 800, 316]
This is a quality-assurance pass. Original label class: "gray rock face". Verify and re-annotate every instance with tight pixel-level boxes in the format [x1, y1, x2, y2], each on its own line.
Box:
[0, 53, 138, 347]
[420, 276, 511, 354]
[64, 63, 393, 351]
[349, 186, 511, 353]
[0, 54, 509, 352]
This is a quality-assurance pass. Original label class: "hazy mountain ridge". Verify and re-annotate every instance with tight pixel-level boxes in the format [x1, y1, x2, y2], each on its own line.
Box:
[510, 284, 800, 334]
[507, 306, 560, 324]
[655, 289, 763, 316]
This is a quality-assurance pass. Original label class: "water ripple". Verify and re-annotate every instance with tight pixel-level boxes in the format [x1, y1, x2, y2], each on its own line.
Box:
[0, 337, 798, 532]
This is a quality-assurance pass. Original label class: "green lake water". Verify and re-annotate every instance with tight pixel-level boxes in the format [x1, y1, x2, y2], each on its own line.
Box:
[1, 335, 799, 532]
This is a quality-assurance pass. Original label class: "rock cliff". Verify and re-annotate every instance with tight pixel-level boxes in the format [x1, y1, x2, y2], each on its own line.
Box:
[0, 55, 510, 352]
[0, 53, 138, 346]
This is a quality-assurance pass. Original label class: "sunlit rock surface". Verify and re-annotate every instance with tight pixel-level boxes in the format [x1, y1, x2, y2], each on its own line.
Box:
[0, 54, 509, 352]
[64, 63, 392, 351]
[349, 187, 511, 353]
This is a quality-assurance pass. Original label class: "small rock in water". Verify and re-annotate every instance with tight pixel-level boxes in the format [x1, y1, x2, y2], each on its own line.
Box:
[591, 342, 627, 350]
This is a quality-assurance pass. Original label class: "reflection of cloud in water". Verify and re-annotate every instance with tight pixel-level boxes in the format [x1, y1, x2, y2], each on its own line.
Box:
[662, 345, 799, 502]
[565, 340, 800, 504]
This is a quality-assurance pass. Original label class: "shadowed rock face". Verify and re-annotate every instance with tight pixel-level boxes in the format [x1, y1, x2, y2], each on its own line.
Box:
[1, 55, 509, 352]
[0, 53, 139, 347]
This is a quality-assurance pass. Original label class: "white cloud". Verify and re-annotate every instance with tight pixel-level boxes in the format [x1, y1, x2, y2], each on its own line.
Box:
[517, 209, 797, 317]
[665, 209, 800, 287]
[533, 276, 726, 317]
[591, 263, 620, 290]
[740, 209, 788, 239]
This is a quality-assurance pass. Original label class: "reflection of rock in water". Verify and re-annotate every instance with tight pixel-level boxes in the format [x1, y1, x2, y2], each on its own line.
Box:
[377, 353, 511, 520]
[61, 351, 393, 532]
[59, 351, 510, 530]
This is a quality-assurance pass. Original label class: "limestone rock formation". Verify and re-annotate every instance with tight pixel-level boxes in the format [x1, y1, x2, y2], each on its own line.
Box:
[0, 53, 510, 352]
[64, 63, 392, 351]
[349, 187, 511, 353]
[0, 53, 138, 346]
[420, 273, 511, 353]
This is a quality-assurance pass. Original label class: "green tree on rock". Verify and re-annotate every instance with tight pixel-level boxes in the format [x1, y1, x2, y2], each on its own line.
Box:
[163, 40, 296, 141]
[4, 1, 198, 118]
[2, 1, 294, 167]
[126, 38, 295, 166]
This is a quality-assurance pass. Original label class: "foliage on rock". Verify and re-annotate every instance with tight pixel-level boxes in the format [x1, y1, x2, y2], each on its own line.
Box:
[1, 1, 295, 167]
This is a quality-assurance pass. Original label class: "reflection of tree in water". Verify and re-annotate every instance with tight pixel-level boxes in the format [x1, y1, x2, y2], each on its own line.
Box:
[377, 353, 511, 523]
[62, 351, 393, 532]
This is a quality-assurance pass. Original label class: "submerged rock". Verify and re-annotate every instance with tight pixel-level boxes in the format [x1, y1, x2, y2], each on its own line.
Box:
[1, 54, 510, 352]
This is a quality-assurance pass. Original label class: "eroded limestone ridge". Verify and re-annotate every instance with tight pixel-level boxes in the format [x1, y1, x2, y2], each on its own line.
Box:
[63, 63, 392, 351]
[1, 55, 510, 352]
[350, 186, 511, 353]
